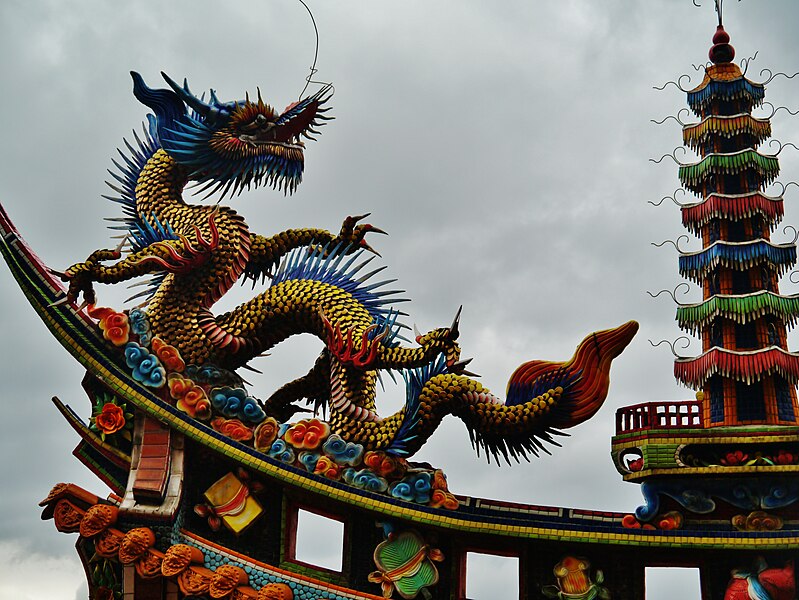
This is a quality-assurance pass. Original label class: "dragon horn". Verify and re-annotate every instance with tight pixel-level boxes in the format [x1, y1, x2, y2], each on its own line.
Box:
[450, 305, 463, 339]
[161, 72, 212, 117]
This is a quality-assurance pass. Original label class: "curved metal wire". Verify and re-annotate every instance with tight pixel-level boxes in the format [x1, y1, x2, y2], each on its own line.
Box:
[739, 50, 759, 76]
[651, 235, 691, 253]
[653, 74, 693, 93]
[770, 104, 799, 119]
[758, 102, 777, 119]
[296, 0, 333, 100]
[789, 270, 799, 284]
[783, 225, 799, 245]
[648, 188, 689, 207]
[767, 181, 799, 198]
[647, 282, 692, 304]
[692, 0, 739, 26]
[767, 139, 799, 156]
[651, 108, 690, 127]
[760, 68, 799, 86]
[649, 337, 692, 359]
[649, 147, 689, 166]
[691, 62, 711, 72]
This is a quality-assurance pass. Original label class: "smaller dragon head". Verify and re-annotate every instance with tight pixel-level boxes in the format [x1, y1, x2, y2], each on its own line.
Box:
[131, 72, 333, 197]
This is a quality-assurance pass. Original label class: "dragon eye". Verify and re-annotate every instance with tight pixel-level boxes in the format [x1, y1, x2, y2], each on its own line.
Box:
[254, 114, 269, 127]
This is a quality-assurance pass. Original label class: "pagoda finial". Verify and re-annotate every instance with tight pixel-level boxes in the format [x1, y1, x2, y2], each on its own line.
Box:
[693, 0, 738, 63]
[709, 0, 736, 65]
[709, 24, 735, 64]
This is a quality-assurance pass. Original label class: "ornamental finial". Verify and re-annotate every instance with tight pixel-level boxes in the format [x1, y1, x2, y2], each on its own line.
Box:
[709, 24, 735, 64]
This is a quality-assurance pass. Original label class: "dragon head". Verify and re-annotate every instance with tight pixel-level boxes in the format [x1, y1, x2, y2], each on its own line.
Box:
[131, 71, 333, 196]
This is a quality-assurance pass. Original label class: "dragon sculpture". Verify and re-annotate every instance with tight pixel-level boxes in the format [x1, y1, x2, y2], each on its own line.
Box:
[57, 72, 637, 463]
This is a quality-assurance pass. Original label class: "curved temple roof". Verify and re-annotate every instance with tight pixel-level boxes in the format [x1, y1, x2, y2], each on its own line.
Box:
[678, 239, 796, 282]
[676, 290, 799, 333]
[675, 346, 799, 388]
[681, 192, 784, 233]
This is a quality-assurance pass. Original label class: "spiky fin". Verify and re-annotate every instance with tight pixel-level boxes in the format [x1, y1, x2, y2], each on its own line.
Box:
[271, 243, 411, 322]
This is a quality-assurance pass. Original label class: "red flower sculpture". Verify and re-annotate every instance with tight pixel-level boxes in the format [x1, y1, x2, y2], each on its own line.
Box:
[314, 455, 343, 480]
[95, 403, 126, 435]
[429, 488, 459, 510]
[168, 373, 211, 420]
[285, 418, 330, 450]
[254, 418, 280, 452]
[774, 449, 799, 465]
[211, 417, 254, 442]
[151, 337, 186, 372]
[721, 450, 749, 466]
[87, 305, 130, 347]
[363, 451, 408, 479]
[627, 457, 644, 472]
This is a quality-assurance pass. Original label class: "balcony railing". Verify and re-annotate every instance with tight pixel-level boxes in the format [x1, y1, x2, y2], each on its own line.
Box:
[615, 401, 702, 434]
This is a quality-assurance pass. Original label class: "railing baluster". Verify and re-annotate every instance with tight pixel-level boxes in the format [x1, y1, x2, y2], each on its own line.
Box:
[615, 400, 703, 433]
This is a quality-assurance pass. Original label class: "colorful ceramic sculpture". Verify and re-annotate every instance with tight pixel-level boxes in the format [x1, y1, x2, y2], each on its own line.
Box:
[54, 71, 637, 463]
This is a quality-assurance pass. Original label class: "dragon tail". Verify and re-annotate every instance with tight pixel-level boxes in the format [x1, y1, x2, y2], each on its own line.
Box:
[463, 320, 639, 463]
[506, 320, 640, 428]
[373, 321, 638, 464]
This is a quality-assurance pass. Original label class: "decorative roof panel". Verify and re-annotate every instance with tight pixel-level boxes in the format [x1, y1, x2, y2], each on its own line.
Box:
[681, 192, 784, 233]
[675, 346, 799, 388]
[683, 114, 771, 150]
[679, 150, 779, 191]
[677, 291, 799, 333]
[678, 239, 796, 282]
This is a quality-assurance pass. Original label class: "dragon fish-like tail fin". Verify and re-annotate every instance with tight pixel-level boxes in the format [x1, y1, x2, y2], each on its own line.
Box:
[377, 321, 638, 464]
[462, 320, 639, 463]
[506, 320, 639, 428]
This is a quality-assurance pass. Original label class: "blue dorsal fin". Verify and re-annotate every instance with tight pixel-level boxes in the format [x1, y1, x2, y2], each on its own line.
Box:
[270, 245, 411, 324]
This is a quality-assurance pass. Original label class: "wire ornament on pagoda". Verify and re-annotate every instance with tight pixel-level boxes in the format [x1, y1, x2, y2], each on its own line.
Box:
[758, 103, 799, 119]
[759, 68, 799, 86]
[649, 147, 690, 165]
[649, 188, 689, 208]
[739, 50, 758, 75]
[651, 109, 691, 127]
[651, 235, 692, 254]
[647, 283, 692, 305]
[648, 337, 693, 359]
[766, 139, 799, 156]
[653, 74, 694, 93]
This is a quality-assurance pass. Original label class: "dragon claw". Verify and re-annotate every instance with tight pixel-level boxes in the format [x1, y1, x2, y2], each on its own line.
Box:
[47, 267, 68, 280]
[48, 296, 71, 308]
[337, 214, 387, 256]
[359, 241, 382, 257]
[449, 357, 479, 377]
[350, 213, 371, 223]
[360, 224, 387, 236]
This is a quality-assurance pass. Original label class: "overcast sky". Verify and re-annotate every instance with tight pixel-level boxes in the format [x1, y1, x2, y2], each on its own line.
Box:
[2, 1, 799, 599]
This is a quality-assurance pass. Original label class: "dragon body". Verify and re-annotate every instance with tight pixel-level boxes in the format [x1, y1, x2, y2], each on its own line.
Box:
[61, 72, 637, 462]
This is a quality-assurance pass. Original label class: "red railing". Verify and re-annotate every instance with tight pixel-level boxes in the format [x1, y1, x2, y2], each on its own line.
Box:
[615, 401, 702, 434]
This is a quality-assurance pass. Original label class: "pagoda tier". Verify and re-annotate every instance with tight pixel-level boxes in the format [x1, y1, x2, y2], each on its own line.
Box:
[677, 290, 799, 332]
[674, 25, 799, 427]
[683, 114, 771, 151]
[678, 239, 795, 283]
[678, 149, 779, 192]
[687, 63, 764, 116]
[681, 191, 784, 233]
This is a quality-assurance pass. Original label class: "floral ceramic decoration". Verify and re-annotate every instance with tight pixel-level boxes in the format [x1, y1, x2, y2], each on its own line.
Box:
[369, 530, 443, 599]
[89, 393, 133, 445]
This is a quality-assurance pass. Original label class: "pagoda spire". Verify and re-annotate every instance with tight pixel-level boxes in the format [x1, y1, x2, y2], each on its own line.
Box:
[673, 22, 799, 426]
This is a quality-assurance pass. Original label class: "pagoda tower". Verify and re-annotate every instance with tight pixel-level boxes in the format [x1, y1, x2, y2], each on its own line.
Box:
[611, 11, 799, 537]
[674, 22, 799, 427]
